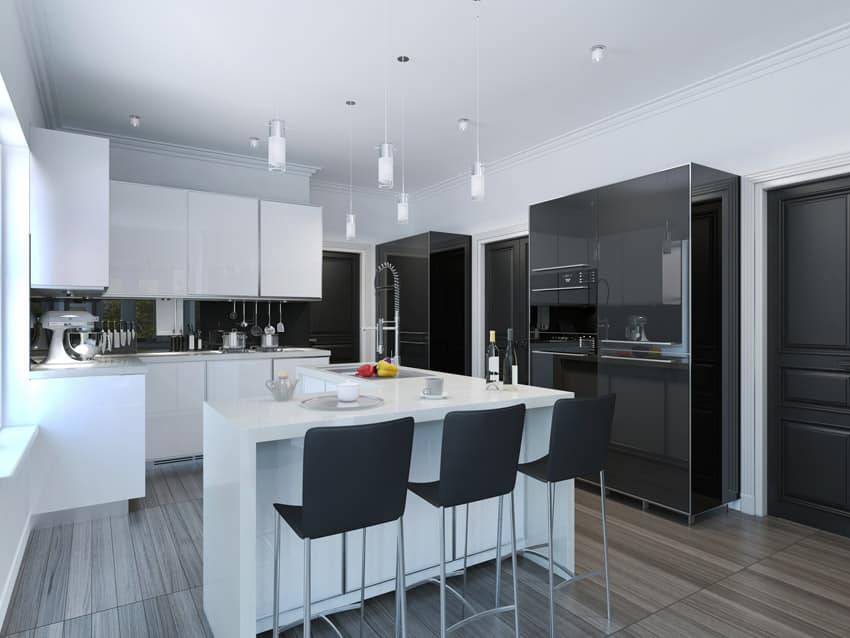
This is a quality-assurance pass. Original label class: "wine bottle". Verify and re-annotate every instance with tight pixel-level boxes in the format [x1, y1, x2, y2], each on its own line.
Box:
[503, 327, 519, 387]
[486, 329, 500, 388]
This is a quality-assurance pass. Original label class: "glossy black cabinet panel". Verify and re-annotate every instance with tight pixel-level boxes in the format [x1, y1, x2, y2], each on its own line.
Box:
[376, 231, 471, 374]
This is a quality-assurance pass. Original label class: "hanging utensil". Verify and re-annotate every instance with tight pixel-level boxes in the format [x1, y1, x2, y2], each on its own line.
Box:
[241, 301, 248, 328]
[112, 321, 120, 350]
[277, 302, 285, 334]
[106, 321, 113, 352]
[229, 301, 238, 321]
[130, 321, 136, 345]
[120, 321, 127, 347]
[264, 301, 275, 335]
[250, 301, 262, 337]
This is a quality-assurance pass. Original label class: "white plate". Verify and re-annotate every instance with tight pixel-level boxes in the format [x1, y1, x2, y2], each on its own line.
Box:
[300, 394, 384, 411]
[420, 390, 449, 400]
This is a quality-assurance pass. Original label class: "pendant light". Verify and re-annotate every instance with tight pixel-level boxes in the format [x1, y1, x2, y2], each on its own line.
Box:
[470, 2, 485, 201]
[377, 0, 394, 189]
[268, 118, 286, 172]
[345, 100, 357, 240]
[397, 56, 410, 224]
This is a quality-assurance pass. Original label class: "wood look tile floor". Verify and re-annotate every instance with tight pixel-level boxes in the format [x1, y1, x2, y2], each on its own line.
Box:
[3, 460, 850, 637]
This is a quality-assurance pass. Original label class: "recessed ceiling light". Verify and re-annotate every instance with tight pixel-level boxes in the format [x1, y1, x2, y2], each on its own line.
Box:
[457, 117, 470, 132]
[248, 136, 259, 149]
[590, 44, 607, 63]
[397, 55, 410, 63]
[345, 99, 356, 106]
[128, 114, 141, 128]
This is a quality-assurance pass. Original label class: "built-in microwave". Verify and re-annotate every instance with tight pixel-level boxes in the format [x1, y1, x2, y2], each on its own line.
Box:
[530, 266, 597, 306]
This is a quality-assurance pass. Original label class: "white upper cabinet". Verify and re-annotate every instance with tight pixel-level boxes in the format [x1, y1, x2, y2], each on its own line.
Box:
[187, 191, 259, 297]
[30, 127, 110, 291]
[260, 201, 322, 299]
[107, 181, 188, 297]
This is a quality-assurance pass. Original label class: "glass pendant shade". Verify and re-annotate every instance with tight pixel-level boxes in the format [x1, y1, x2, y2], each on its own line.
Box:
[397, 192, 409, 224]
[268, 119, 286, 172]
[471, 161, 485, 201]
[378, 143, 394, 189]
[346, 212, 356, 240]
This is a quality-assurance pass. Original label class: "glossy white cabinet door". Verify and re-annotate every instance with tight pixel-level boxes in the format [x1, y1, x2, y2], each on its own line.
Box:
[206, 359, 272, 401]
[30, 127, 110, 291]
[260, 201, 323, 299]
[145, 360, 206, 461]
[107, 181, 188, 297]
[188, 191, 259, 297]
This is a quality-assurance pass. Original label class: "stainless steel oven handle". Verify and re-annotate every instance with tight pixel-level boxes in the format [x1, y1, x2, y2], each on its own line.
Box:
[601, 339, 674, 346]
[600, 354, 674, 364]
[531, 264, 590, 272]
[531, 286, 589, 292]
[531, 350, 591, 357]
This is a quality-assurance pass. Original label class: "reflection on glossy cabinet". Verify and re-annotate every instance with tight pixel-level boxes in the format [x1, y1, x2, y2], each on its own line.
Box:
[107, 181, 188, 297]
[206, 359, 272, 400]
[145, 360, 205, 460]
[260, 201, 323, 299]
[187, 191, 259, 297]
[30, 127, 110, 291]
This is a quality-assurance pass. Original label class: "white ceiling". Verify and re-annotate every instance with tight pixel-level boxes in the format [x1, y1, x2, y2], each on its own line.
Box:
[24, 0, 850, 191]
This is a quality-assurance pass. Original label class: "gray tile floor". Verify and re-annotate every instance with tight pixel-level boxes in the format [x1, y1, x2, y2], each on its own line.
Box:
[4, 460, 850, 637]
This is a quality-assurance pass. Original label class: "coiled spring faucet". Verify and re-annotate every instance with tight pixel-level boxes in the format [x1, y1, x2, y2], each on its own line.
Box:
[374, 261, 400, 364]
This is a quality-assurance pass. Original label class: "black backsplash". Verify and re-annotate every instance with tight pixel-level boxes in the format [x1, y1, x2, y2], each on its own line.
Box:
[195, 301, 311, 348]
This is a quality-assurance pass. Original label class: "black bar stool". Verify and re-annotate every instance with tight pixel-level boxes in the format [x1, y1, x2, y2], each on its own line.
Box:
[517, 394, 616, 637]
[408, 403, 526, 638]
[271, 417, 415, 638]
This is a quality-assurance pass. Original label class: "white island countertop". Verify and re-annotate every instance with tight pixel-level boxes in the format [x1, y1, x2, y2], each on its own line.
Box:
[205, 366, 570, 443]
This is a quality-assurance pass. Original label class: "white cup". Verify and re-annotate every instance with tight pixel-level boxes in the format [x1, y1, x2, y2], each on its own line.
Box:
[423, 376, 444, 397]
[336, 381, 360, 403]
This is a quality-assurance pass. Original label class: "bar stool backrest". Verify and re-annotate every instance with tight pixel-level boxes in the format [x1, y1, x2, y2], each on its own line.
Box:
[438, 403, 526, 507]
[301, 417, 415, 539]
[546, 394, 616, 483]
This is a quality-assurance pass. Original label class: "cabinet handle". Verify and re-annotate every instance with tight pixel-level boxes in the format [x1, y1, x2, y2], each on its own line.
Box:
[600, 354, 674, 364]
[532, 350, 591, 357]
[601, 339, 675, 346]
[839, 361, 850, 370]
[531, 264, 590, 273]
[531, 286, 590, 292]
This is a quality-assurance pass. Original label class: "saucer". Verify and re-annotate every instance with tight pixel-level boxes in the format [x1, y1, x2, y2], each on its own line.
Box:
[421, 390, 448, 400]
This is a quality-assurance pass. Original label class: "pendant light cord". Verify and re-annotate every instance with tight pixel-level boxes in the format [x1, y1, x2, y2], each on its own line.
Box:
[348, 106, 353, 215]
[383, 0, 389, 144]
[401, 94, 406, 193]
[475, 9, 481, 164]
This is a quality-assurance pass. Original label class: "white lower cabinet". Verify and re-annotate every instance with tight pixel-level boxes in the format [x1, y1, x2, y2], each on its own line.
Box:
[145, 360, 205, 461]
[206, 359, 273, 401]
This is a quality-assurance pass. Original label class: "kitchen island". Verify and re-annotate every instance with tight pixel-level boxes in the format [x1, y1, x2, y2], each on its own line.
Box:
[203, 367, 574, 637]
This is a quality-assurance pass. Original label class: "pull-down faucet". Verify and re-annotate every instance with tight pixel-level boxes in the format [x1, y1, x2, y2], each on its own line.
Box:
[374, 261, 400, 364]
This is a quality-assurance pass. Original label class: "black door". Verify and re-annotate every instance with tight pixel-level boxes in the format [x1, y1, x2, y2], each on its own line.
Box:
[485, 237, 529, 383]
[309, 251, 360, 363]
[768, 175, 850, 536]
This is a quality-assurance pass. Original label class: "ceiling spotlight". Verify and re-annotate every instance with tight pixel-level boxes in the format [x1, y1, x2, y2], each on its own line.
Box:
[129, 114, 141, 128]
[590, 44, 607, 63]
[248, 136, 259, 149]
[397, 55, 410, 63]
[457, 117, 470, 132]
[345, 99, 356, 106]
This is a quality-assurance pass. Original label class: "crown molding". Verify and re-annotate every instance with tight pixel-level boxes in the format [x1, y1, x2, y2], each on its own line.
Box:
[310, 179, 398, 199]
[16, 0, 60, 129]
[62, 126, 321, 177]
[414, 21, 850, 200]
[744, 150, 850, 184]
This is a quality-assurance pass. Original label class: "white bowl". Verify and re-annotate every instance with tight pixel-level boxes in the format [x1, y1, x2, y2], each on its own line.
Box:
[336, 381, 360, 403]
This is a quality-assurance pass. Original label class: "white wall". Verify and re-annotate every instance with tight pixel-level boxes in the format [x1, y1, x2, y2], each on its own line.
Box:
[310, 181, 398, 243]
[109, 140, 311, 204]
[0, 1, 45, 143]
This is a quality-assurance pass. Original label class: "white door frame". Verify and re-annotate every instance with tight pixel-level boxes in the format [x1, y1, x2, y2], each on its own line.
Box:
[741, 151, 850, 516]
[472, 224, 529, 378]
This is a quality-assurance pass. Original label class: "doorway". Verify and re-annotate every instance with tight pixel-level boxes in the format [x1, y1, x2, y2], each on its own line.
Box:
[484, 236, 529, 384]
[768, 174, 850, 535]
[309, 251, 360, 363]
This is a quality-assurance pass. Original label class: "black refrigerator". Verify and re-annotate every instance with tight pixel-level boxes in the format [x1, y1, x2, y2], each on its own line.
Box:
[376, 232, 471, 375]
[529, 164, 741, 522]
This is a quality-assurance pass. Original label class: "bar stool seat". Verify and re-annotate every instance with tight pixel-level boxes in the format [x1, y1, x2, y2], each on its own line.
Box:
[271, 417, 415, 638]
[406, 481, 440, 506]
[515, 456, 549, 483]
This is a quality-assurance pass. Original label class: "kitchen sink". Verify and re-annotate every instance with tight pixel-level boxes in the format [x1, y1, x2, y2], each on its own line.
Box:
[328, 365, 432, 379]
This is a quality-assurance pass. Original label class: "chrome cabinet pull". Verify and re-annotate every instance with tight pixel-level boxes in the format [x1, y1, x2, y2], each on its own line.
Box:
[532, 350, 591, 357]
[600, 354, 674, 364]
[531, 263, 590, 273]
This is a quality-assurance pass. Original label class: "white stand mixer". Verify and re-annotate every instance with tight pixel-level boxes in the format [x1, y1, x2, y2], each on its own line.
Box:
[42, 310, 100, 364]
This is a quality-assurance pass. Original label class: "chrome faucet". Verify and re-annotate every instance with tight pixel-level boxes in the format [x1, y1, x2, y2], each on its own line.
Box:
[374, 261, 400, 364]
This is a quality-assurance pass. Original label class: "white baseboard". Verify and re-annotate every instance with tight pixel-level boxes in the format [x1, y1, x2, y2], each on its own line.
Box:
[734, 493, 757, 516]
[30, 500, 128, 530]
[0, 512, 33, 629]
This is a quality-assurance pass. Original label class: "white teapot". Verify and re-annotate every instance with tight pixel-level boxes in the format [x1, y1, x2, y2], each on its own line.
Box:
[265, 371, 300, 401]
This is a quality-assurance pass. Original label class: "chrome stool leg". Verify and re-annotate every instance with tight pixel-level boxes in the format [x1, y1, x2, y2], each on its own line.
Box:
[360, 528, 366, 638]
[304, 537, 312, 638]
[439, 507, 447, 638]
[462, 504, 469, 616]
[273, 515, 281, 638]
[495, 495, 503, 606]
[509, 492, 520, 638]
[600, 470, 611, 626]
[398, 516, 408, 638]
[546, 482, 556, 638]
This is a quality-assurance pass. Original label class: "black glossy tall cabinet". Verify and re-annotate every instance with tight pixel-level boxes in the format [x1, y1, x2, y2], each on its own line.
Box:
[529, 164, 741, 521]
[376, 232, 471, 374]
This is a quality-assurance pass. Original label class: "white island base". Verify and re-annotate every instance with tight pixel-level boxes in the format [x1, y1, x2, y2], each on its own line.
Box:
[203, 367, 574, 637]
